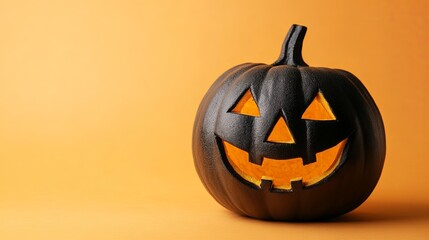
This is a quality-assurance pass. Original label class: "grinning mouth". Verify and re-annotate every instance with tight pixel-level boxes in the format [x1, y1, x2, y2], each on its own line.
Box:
[220, 138, 348, 191]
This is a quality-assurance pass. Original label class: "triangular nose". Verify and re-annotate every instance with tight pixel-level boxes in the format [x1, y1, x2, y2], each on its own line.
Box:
[266, 116, 295, 143]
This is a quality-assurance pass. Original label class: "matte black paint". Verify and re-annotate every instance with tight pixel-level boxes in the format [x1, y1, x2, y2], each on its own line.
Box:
[192, 25, 386, 221]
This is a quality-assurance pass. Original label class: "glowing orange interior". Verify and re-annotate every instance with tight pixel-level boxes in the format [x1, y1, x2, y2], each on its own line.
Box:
[230, 89, 260, 117]
[223, 139, 347, 190]
[266, 116, 295, 143]
[302, 91, 336, 120]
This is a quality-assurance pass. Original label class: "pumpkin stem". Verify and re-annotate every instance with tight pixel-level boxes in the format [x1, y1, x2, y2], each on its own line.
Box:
[273, 24, 308, 67]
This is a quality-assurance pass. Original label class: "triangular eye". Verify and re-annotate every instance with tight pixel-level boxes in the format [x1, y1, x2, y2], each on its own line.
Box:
[302, 91, 336, 121]
[230, 89, 260, 117]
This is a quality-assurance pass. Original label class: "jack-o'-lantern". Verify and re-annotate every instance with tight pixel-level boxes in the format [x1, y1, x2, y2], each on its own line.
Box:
[192, 24, 386, 221]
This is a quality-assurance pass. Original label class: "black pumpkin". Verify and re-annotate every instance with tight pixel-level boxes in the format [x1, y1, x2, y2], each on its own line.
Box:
[192, 24, 386, 221]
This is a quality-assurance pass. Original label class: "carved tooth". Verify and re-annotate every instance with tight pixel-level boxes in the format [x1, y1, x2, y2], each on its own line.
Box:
[260, 178, 273, 192]
[290, 179, 304, 192]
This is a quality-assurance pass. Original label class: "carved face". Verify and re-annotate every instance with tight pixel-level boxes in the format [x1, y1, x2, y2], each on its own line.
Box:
[214, 67, 353, 191]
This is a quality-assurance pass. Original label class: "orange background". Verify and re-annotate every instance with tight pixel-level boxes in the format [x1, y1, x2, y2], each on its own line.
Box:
[0, 0, 428, 239]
